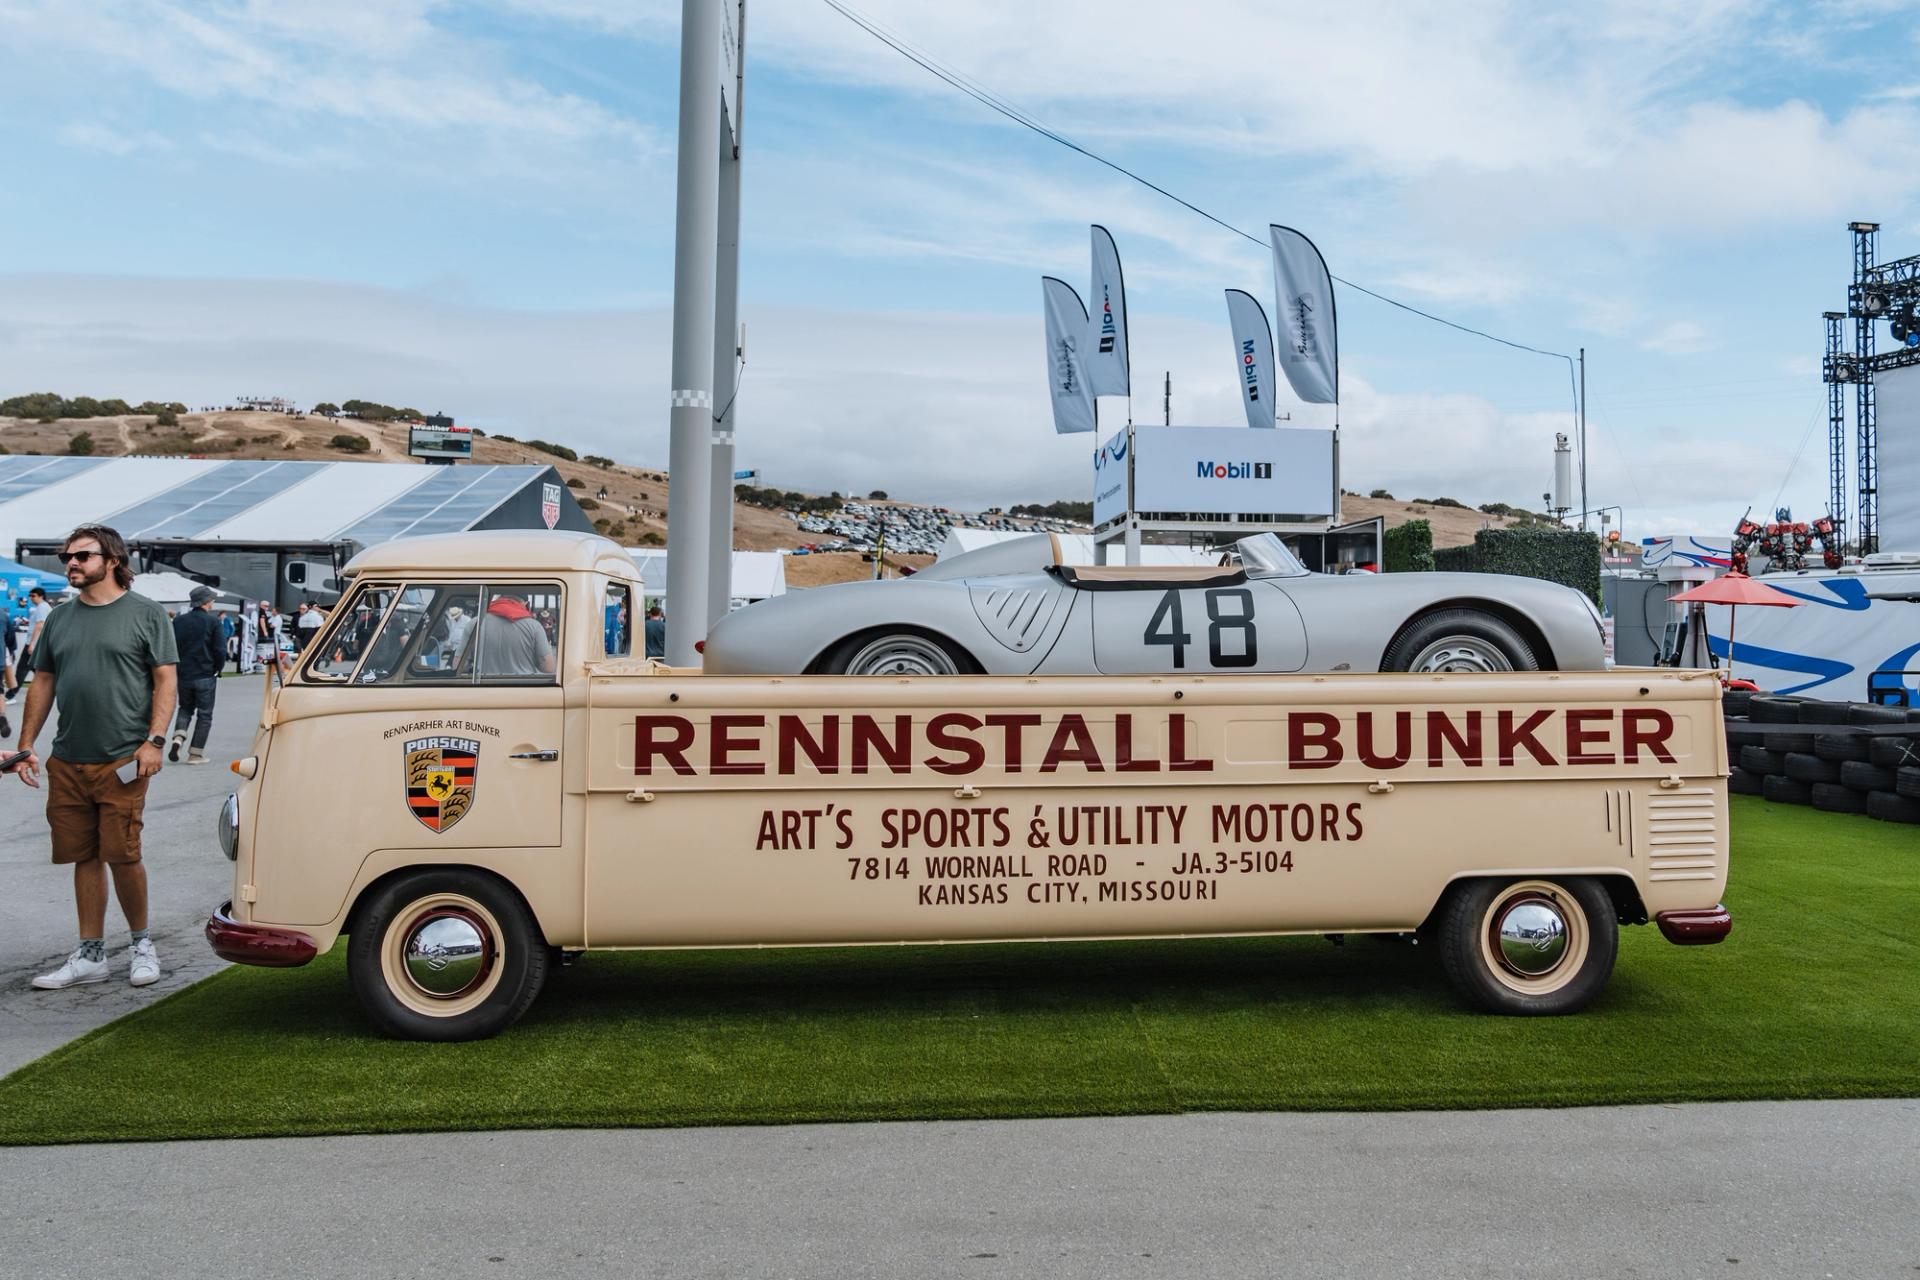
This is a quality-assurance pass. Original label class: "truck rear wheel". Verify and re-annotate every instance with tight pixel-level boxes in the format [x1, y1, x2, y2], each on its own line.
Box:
[1437, 877, 1617, 1015]
[347, 869, 549, 1041]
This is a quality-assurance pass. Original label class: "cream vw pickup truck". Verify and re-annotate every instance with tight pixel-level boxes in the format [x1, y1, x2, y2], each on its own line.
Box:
[207, 531, 1731, 1040]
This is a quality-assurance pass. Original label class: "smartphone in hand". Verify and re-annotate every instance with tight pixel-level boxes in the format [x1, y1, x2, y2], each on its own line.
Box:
[0, 749, 31, 773]
[116, 758, 139, 784]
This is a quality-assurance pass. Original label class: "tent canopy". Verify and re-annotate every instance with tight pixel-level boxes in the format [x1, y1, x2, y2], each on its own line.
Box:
[623, 549, 787, 603]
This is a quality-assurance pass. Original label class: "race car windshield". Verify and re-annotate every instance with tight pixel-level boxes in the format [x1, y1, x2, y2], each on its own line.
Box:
[1233, 533, 1310, 578]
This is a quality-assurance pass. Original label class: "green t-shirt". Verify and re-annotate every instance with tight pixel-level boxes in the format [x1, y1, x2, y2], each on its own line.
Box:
[35, 591, 179, 764]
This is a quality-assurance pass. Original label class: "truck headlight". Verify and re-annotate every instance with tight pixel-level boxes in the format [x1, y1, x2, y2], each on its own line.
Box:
[218, 793, 239, 862]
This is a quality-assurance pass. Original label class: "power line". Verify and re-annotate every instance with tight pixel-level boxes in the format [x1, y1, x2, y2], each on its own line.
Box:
[818, 0, 1578, 371]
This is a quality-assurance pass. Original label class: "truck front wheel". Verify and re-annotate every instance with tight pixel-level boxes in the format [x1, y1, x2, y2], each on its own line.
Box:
[1437, 877, 1617, 1015]
[347, 869, 549, 1041]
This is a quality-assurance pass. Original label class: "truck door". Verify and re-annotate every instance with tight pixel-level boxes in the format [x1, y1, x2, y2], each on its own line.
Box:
[250, 580, 566, 927]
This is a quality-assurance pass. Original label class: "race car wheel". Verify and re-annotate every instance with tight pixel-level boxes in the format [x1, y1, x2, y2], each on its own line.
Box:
[1437, 877, 1617, 1015]
[1383, 609, 1539, 674]
[829, 630, 970, 676]
[348, 869, 548, 1041]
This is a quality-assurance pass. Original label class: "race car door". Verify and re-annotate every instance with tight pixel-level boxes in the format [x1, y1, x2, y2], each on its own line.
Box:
[1089, 577, 1308, 674]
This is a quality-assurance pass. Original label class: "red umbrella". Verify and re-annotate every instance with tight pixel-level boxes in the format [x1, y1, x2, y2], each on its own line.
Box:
[1668, 573, 1804, 683]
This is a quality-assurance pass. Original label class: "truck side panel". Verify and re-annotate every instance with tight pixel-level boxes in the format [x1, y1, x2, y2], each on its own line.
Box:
[581, 671, 1726, 948]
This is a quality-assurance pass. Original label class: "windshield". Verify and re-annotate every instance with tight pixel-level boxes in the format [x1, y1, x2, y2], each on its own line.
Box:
[1233, 533, 1310, 578]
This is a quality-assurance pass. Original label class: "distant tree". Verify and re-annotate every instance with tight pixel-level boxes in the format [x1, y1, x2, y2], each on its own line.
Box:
[398, 408, 423, 421]
[329, 433, 372, 453]
[577, 498, 600, 511]
[67, 431, 96, 456]
[868, 489, 889, 500]
[638, 531, 664, 546]
[1369, 488, 1393, 499]
[584, 454, 615, 469]
[155, 408, 179, 428]
[523, 439, 578, 462]
[567, 477, 586, 489]
[311, 402, 340, 416]
[593, 517, 613, 533]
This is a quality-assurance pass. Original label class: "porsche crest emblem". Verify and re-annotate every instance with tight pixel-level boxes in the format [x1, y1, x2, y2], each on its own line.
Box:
[404, 736, 479, 833]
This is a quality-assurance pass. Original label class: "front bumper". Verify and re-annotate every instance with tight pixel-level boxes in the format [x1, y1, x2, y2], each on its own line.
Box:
[205, 900, 318, 967]
[1655, 905, 1733, 945]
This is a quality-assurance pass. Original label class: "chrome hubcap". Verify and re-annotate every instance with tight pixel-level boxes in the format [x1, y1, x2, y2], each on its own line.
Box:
[845, 635, 958, 676]
[1411, 637, 1513, 674]
[1492, 896, 1570, 976]
[401, 909, 494, 999]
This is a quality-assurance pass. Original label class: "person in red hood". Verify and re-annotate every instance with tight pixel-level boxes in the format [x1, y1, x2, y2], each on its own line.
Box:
[475, 589, 555, 677]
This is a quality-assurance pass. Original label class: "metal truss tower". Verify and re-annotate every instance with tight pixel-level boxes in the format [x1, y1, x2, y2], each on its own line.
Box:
[1850, 222, 1879, 553]
[1822, 311, 1848, 540]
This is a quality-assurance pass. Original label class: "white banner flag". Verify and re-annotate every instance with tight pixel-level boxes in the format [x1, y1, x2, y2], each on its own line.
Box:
[1042, 276, 1097, 434]
[1088, 224, 1130, 397]
[1269, 225, 1338, 405]
[1224, 288, 1276, 429]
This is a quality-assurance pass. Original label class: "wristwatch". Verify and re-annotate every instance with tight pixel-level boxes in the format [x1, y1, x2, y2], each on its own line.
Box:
[148, 735, 166, 749]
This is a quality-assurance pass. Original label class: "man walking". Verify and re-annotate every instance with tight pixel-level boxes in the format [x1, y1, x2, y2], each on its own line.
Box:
[8, 525, 177, 990]
[168, 585, 224, 765]
[644, 605, 666, 659]
[17, 585, 50, 687]
[295, 601, 324, 652]
[253, 600, 288, 677]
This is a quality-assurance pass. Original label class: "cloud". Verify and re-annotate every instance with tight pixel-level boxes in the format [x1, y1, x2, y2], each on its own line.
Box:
[56, 121, 174, 157]
[0, 273, 1799, 535]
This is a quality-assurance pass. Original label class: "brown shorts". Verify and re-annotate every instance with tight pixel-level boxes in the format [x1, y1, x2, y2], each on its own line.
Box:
[46, 756, 151, 865]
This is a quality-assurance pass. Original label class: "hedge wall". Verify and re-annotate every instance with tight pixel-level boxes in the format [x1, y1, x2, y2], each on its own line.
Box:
[1383, 519, 1434, 573]
[1431, 527, 1601, 602]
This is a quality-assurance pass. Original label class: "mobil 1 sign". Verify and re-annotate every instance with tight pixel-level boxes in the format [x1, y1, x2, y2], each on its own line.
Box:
[1132, 425, 1335, 518]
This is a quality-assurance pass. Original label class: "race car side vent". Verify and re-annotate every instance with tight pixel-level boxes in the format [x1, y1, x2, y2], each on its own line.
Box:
[967, 583, 1069, 654]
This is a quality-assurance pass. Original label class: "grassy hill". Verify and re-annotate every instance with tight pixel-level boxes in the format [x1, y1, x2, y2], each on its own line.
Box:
[0, 411, 1517, 587]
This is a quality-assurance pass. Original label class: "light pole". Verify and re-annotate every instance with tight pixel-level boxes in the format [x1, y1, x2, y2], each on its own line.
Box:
[664, 0, 723, 665]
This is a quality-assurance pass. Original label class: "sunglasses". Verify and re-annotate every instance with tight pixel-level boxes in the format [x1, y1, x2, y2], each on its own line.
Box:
[56, 550, 104, 565]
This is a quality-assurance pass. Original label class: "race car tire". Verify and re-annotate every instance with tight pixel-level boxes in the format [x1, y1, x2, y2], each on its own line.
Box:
[1749, 695, 1803, 724]
[1762, 774, 1812, 805]
[1784, 752, 1839, 785]
[1724, 723, 1764, 751]
[1721, 689, 1755, 717]
[824, 629, 974, 677]
[348, 868, 549, 1042]
[1840, 760, 1895, 793]
[1899, 766, 1920, 800]
[1436, 876, 1617, 1016]
[1867, 790, 1920, 824]
[1382, 609, 1540, 674]
[1848, 703, 1912, 726]
[1738, 745, 1783, 776]
[1868, 736, 1916, 768]
[1727, 765, 1762, 796]
[1811, 782, 1867, 815]
[1813, 732, 1870, 764]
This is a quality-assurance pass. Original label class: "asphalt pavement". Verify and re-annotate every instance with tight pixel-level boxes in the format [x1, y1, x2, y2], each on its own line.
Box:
[0, 671, 255, 1075]
[2, 1101, 1916, 1279]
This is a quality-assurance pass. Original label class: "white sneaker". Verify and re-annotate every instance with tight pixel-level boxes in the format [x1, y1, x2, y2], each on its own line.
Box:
[129, 938, 161, 987]
[32, 948, 109, 989]
[186, 751, 210, 765]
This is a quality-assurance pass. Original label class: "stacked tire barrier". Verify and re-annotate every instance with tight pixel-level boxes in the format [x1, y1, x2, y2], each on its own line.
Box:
[1724, 690, 1920, 823]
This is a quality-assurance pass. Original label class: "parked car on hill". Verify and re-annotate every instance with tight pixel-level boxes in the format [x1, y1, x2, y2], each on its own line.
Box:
[703, 532, 1609, 677]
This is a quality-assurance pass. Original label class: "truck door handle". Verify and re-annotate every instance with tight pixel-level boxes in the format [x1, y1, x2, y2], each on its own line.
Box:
[509, 749, 559, 762]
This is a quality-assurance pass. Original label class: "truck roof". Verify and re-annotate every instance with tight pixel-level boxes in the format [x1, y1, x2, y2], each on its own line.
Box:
[343, 530, 639, 578]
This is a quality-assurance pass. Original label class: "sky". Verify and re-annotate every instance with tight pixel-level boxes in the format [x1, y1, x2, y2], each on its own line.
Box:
[4, 0, 1920, 537]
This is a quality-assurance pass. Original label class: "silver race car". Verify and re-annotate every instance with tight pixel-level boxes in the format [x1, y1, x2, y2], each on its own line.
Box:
[703, 532, 1608, 677]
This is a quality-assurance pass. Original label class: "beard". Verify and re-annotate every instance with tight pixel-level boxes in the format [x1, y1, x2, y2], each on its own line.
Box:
[67, 556, 111, 589]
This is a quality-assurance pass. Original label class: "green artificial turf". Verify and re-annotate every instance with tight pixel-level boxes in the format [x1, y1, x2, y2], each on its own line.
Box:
[2, 796, 1915, 1145]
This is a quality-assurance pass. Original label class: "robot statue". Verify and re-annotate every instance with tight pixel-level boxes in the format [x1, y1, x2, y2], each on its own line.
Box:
[1730, 508, 1841, 575]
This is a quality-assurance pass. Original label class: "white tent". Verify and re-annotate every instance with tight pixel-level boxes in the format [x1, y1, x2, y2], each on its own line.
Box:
[624, 550, 787, 606]
[936, 528, 1214, 566]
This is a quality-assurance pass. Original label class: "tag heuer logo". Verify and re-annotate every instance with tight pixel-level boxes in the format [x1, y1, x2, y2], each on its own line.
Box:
[541, 482, 562, 530]
[404, 736, 479, 833]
